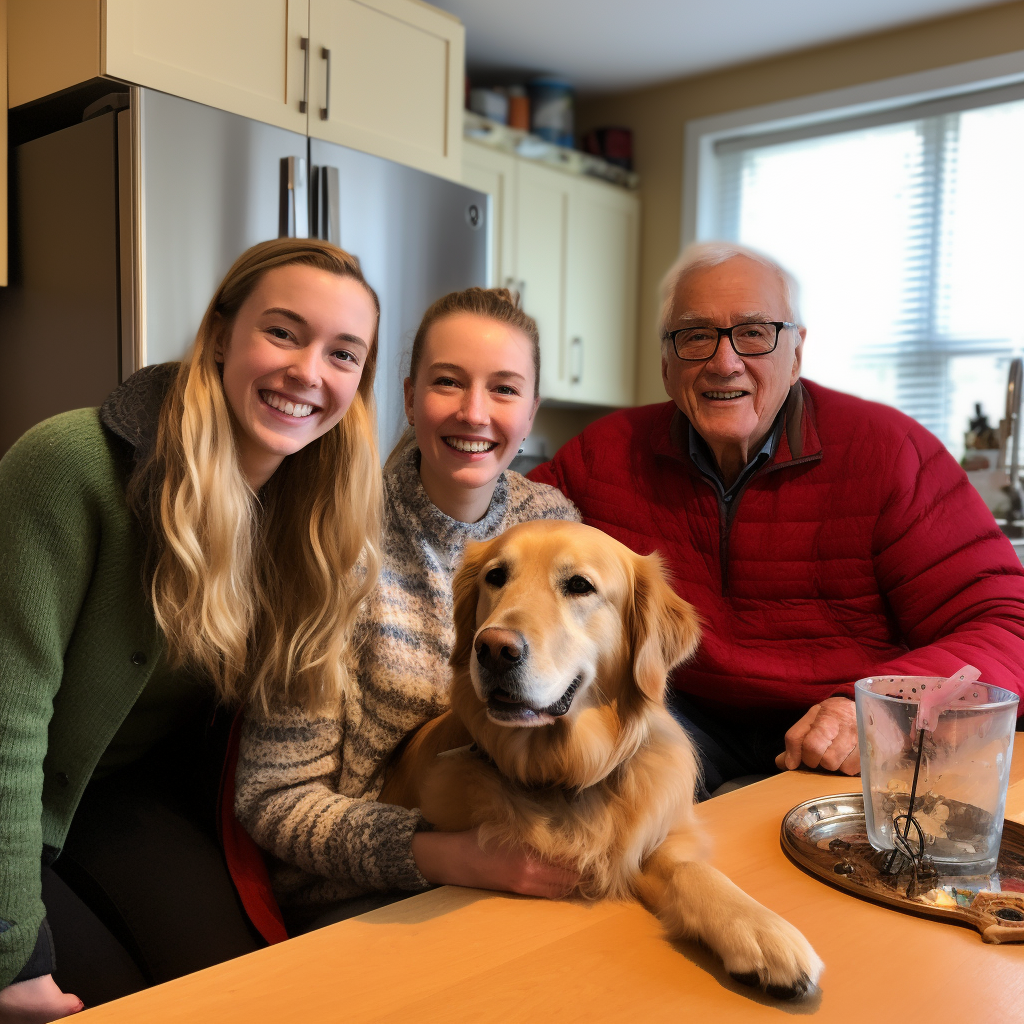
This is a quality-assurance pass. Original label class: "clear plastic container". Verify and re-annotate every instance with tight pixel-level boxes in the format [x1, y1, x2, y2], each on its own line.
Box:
[855, 675, 1018, 875]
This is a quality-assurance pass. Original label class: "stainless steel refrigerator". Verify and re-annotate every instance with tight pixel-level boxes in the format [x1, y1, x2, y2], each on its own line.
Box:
[0, 84, 488, 456]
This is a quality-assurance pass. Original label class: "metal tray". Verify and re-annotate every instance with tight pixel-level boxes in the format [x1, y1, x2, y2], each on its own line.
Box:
[780, 793, 1024, 943]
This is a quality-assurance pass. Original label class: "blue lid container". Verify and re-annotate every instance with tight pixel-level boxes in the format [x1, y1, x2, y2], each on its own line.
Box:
[529, 77, 574, 147]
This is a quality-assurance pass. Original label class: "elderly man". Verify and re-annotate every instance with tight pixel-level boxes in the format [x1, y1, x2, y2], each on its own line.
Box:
[530, 241, 1024, 798]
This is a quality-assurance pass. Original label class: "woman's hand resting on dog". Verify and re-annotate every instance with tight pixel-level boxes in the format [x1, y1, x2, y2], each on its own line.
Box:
[412, 828, 579, 898]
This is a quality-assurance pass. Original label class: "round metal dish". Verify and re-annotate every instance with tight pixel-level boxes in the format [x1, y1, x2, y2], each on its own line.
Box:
[780, 793, 1024, 943]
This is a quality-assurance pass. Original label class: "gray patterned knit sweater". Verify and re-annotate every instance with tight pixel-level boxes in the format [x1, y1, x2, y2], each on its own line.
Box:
[235, 447, 580, 910]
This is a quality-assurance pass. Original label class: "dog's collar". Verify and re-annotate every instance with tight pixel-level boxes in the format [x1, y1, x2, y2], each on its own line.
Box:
[468, 742, 492, 765]
[465, 742, 598, 798]
[436, 741, 495, 766]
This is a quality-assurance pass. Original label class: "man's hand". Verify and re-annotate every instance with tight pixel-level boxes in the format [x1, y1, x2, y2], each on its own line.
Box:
[0, 975, 83, 1023]
[779, 696, 860, 775]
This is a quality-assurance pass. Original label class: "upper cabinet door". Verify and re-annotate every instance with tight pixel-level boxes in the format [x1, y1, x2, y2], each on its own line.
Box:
[104, 0, 309, 134]
[462, 142, 517, 289]
[564, 177, 639, 408]
[308, 0, 463, 181]
[515, 161, 571, 402]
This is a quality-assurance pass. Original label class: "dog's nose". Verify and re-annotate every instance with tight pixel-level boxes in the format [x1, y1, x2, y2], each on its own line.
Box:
[475, 628, 527, 670]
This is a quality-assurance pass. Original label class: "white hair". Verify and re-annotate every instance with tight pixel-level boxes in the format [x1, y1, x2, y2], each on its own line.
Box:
[658, 241, 802, 340]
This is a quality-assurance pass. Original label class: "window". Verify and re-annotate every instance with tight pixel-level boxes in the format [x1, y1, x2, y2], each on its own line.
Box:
[704, 85, 1024, 455]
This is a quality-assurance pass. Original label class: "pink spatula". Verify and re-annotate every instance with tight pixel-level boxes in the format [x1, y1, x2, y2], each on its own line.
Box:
[886, 664, 982, 873]
[914, 665, 982, 733]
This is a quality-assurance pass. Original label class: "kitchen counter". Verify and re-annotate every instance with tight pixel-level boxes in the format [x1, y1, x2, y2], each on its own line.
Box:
[76, 751, 1024, 1024]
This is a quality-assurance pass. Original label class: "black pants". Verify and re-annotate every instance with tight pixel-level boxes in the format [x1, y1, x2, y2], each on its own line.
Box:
[666, 690, 793, 802]
[43, 718, 263, 1008]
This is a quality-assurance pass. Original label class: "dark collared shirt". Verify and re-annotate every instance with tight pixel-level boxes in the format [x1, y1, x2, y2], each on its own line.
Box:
[687, 403, 787, 504]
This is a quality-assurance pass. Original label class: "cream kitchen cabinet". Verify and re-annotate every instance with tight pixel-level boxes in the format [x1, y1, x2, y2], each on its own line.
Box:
[462, 141, 517, 290]
[563, 175, 639, 408]
[308, 0, 464, 180]
[9, 0, 308, 132]
[104, 0, 311, 134]
[8, 0, 462, 179]
[515, 159, 572, 402]
[464, 141, 639, 408]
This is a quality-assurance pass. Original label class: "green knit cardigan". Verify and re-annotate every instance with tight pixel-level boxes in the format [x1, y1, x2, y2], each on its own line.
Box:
[0, 408, 161, 987]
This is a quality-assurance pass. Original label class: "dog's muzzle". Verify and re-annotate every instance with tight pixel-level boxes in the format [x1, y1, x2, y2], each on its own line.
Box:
[476, 627, 583, 724]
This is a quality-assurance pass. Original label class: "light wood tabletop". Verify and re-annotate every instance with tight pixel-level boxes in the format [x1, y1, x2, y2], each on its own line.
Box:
[78, 751, 1024, 1024]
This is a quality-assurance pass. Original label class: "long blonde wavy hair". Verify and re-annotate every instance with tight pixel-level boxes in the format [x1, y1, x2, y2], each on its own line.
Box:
[128, 238, 383, 715]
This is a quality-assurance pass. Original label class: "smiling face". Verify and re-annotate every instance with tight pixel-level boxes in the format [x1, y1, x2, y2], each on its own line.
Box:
[661, 256, 804, 480]
[217, 264, 377, 489]
[405, 312, 540, 522]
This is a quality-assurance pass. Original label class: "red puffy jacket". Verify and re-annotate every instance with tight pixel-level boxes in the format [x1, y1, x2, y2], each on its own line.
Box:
[529, 381, 1024, 711]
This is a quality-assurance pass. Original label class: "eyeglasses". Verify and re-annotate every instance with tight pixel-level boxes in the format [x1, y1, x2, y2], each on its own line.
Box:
[663, 321, 800, 361]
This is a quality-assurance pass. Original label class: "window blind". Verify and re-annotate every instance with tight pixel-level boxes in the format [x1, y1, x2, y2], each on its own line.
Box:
[707, 83, 1024, 453]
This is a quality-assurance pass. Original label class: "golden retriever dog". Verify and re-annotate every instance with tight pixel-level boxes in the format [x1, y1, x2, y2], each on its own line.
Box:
[381, 520, 823, 999]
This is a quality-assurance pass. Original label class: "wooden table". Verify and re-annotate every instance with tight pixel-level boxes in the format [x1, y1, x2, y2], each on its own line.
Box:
[80, 754, 1024, 1024]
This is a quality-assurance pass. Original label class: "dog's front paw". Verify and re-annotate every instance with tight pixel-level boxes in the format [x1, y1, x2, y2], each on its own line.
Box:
[717, 904, 823, 1000]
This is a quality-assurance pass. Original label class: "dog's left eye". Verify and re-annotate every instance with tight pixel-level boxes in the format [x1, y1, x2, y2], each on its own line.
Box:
[565, 575, 596, 596]
[484, 566, 508, 587]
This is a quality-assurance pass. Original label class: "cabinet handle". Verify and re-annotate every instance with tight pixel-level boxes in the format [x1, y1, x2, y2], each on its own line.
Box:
[320, 47, 331, 121]
[299, 37, 310, 114]
[570, 336, 583, 385]
[505, 277, 526, 308]
[279, 156, 308, 238]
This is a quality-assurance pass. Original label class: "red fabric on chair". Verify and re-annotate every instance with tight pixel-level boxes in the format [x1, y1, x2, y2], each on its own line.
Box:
[218, 710, 288, 945]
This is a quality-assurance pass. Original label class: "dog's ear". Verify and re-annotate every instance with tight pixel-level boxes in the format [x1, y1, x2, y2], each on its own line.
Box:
[450, 539, 489, 669]
[627, 552, 701, 703]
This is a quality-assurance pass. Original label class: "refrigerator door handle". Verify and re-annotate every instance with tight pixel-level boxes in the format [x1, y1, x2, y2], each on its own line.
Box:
[324, 166, 340, 244]
[311, 165, 320, 236]
[310, 165, 340, 244]
[299, 37, 310, 114]
[279, 156, 309, 238]
[320, 48, 332, 121]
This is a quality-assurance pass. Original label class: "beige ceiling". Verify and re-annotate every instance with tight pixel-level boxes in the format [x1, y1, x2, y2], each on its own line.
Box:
[433, 0, 1007, 94]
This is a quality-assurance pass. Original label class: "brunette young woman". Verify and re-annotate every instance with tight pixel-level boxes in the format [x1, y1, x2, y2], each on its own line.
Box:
[0, 239, 383, 1022]
[236, 287, 582, 932]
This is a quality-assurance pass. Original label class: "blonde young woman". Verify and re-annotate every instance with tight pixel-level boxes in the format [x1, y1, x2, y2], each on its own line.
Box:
[236, 288, 582, 932]
[0, 239, 382, 1022]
